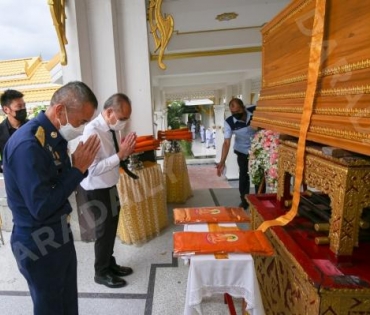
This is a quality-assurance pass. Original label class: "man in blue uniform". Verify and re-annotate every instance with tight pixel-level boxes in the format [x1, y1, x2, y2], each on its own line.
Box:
[3, 81, 101, 315]
[0, 89, 28, 172]
[216, 98, 257, 209]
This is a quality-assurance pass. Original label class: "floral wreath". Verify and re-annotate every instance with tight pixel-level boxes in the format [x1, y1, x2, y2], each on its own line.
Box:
[249, 129, 280, 192]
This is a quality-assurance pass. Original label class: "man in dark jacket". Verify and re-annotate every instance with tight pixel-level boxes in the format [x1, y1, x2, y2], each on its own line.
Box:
[0, 89, 28, 172]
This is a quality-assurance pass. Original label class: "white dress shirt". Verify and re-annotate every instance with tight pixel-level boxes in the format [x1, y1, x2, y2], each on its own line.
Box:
[80, 113, 121, 190]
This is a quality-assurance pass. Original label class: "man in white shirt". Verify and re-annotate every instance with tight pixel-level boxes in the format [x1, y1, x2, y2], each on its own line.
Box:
[79, 93, 137, 288]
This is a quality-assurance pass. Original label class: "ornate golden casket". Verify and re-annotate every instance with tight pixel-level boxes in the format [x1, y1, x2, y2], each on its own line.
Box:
[249, 0, 370, 314]
[252, 0, 370, 155]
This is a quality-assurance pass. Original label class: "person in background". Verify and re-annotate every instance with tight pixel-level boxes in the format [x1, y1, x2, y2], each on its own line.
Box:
[0, 89, 28, 172]
[3, 81, 100, 315]
[79, 93, 136, 288]
[211, 125, 216, 149]
[206, 127, 212, 148]
[191, 122, 196, 140]
[200, 123, 205, 143]
[216, 98, 256, 209]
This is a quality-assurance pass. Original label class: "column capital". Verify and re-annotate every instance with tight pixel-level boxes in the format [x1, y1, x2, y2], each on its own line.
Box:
[213, 104, 225, 112]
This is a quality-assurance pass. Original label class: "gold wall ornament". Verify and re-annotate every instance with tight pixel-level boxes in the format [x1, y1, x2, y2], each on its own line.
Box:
[150, 46, 261, 61]
[48, 0, 68, 66]
[149, 0, 174, 70]
[215, 12, 238, 22]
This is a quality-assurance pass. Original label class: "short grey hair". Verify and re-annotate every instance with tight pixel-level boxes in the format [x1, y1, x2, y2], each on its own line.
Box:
[50, 81, 98, 111]
[103, 93, 131, 112]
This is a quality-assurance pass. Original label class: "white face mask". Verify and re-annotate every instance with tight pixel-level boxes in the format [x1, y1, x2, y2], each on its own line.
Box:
[58, 107, 86, 141]
[109, 114, 128, 131]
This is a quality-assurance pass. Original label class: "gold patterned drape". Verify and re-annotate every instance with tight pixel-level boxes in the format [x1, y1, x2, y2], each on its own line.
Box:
[163, 152, 192, 203]
[117, 163, 168, 245]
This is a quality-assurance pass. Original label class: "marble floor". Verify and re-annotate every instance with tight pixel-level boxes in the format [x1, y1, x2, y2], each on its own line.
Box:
[0, 140, 253, 315]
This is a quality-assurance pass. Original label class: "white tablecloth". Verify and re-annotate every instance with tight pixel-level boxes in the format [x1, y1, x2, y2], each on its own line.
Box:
[183, 224, 265, 315]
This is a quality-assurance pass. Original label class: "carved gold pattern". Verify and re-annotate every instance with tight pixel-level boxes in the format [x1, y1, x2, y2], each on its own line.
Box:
[310, 126, 370, 143]
[259, 92, 305, 100]
[283, 140, 370, 166]
[321, 58, 370, 76]
[149, 0, 174, 70]
[253, 117, 300, 130]
[263, 59, 370, 88]
[48, 0, 68, 65]
[251, 204, 370, 314]
[314, 107, 370, 117]
[259, 85, 370, 100]
[263, 0, 312, 36]
[215, 12, 238, 22]
[257, 106, 370, 117]
[277, 143, 370, 256]
[253, 117, 370, 144]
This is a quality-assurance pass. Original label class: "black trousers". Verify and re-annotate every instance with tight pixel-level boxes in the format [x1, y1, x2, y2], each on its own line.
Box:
[235, 150, 251, 207]
[85, 186, 121, 276]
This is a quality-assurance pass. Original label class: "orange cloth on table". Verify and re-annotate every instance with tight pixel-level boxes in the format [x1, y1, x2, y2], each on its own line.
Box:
[136, 135, 155, 142]
[133, 136, 160, 153]
[207, 223, 241, 259]
[173, 207, 250, 224]
[173, 230, 274, 257]
[157, 129, 192, 141]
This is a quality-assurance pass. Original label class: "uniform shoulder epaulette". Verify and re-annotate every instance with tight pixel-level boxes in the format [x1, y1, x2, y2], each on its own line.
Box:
[35, 126, 45, 147]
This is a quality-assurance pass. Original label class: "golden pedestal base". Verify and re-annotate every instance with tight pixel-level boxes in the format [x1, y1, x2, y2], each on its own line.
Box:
[248, 195, 370, 315]
[163, 152, 193, 203]
[277, 140, 370, 258]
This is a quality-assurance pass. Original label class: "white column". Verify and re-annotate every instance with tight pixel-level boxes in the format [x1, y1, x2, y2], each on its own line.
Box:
[224, 85, 233, 105]
[153, 87, 162, 111]
[116, 0, 153, 135]
[64, 0, 154, 136]
[223, 93, 239, 180]
[241, 79, 252, 105]
[162, 108, 168, 130]
[213, 105, 225, 163]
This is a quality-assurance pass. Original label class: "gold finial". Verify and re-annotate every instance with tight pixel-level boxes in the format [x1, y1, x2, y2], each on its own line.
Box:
[48, 0, 68, 65]
[148, 0, 174, 70]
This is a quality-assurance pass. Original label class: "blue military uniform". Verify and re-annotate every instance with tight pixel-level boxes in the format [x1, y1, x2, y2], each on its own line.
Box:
[3, 111, 86, 315]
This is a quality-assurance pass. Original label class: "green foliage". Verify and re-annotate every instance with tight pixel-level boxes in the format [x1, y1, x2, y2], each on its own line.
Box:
[179, 140, 193, 157]
[28, 105, 48, 119]
[167, 101, 185, 129]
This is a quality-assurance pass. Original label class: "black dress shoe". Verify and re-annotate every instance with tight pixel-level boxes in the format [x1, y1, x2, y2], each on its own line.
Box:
[110, 265, 133, 277]
[94, 273, 127, 288]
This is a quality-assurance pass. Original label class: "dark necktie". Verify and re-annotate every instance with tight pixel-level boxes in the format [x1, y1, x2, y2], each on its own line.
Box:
[110, 130, 138, 180]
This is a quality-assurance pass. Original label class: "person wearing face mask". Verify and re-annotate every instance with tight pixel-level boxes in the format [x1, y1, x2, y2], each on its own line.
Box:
[216, 98, 257, 209]
[0, 89, 29, 172]
[2, 81, 101, 315]
[78, 93, 136, 288]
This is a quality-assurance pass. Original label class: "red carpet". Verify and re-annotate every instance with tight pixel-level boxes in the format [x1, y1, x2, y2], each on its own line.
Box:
[187, 164, 232, 190]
